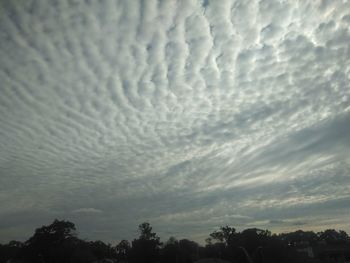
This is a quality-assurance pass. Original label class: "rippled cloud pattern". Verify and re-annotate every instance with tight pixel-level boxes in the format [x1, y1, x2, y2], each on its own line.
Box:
[1, 0, 350, 243]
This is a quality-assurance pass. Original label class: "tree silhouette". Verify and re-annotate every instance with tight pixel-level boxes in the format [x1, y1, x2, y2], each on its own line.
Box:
[279, 230, 318, 246]
[178, 239, 199, 263]
[0, 241, 23, 263]
[23, 219, 77, 263]
[89, 240, 115, 260]
[210, 226, 236, 246]
[115, 239, 131, 262]
[318, 229, 350, 244]
[161, 237, 180, 263]
[1, 219, 350, 263]
[130, 222, 162, 263]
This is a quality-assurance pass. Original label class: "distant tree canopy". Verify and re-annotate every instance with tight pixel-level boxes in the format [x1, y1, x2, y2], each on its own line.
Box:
[1, 219, 349, 263]
[26, 219, 76, 245]
[23, 219, 78, 263]
[209, 226, 236, 246]
[129, 222, 162, 263]
[318, 229, 350, 244]
[115, 239, 131, 262]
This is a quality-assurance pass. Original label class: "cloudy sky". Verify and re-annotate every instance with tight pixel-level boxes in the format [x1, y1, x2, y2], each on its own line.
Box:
[1, 0, 350, 244]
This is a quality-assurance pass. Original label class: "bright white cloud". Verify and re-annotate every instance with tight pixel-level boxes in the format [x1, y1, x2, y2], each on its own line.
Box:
[0, 0, 350, 243]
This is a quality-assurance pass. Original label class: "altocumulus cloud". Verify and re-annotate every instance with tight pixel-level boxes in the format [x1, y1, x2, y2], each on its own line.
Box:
[0, 0, 350, 243]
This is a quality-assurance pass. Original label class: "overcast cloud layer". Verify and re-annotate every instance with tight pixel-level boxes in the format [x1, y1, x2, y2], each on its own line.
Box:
[1, 0, 350, 244]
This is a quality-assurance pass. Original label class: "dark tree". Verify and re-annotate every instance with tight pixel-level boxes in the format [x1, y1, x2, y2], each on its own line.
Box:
[279, 230, 318, 246]
[116, 239, 131, 262]
[210, 225, 236, 246]
[0, 241, 24, 263]
[130, 222, 162, 263]
[318, 229, 350, 244]
[1, 219, 350, 263]
[89, 240, 115, 260]
[161, 237, 180, 263]
[178, 239, 199, 263]
[204, 241, 226, 259]
[238, 228, 271, 254]
[23, 219, 77, 263]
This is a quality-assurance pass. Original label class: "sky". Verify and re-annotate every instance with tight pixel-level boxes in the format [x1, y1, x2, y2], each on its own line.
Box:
[0, 0, 350, 244]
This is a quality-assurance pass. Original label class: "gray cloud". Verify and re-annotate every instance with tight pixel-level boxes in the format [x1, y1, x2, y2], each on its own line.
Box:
[0, 0, 350, 244]
[72, 208, 103, 214]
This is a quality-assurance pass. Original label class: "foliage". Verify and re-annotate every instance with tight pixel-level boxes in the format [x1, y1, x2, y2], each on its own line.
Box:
[209, 225, 236, 246]
[129, 222, 162, 263]
[1, 219, 350, 263]
[115, 239, 131, 262]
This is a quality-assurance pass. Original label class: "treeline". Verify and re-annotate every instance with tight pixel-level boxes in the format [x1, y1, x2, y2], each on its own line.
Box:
[1, 219, 350, 263]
